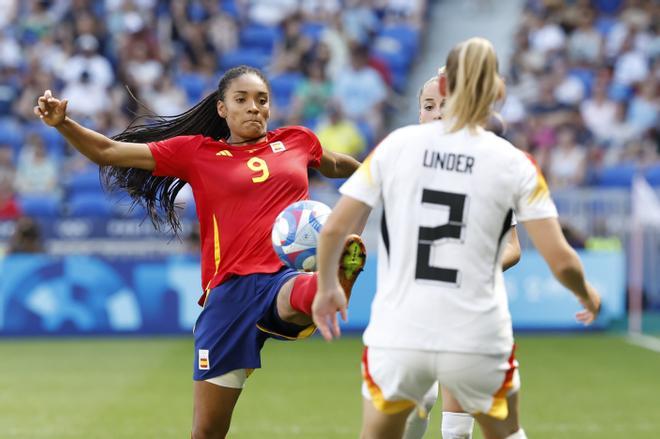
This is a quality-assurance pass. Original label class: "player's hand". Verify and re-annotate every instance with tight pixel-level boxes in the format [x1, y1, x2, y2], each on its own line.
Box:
[34, 89, 68, 127]
[312, 286, 347, 341]
[576, 283, 601, 325]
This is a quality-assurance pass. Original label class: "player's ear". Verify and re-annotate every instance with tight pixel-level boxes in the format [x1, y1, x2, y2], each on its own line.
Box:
[438, 74, 447, 98]
[217, 100, 227, 119]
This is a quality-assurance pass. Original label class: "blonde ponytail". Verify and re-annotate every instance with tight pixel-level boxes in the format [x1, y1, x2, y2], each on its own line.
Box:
[444, 38, 503, 133]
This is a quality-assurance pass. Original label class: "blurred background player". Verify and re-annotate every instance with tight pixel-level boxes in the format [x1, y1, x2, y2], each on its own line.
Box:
[403, 73, 522, 439]
[34, 65, 366, 439]
[313, 37, 601, 439]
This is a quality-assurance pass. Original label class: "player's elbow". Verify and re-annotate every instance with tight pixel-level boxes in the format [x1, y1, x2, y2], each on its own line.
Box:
[94, 140, 120, 166]
[319, 219, 346, 243]
[549, 249, 582, 282]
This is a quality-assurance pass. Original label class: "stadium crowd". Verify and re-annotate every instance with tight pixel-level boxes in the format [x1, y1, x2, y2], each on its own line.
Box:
[0, 0, 657, 222]
[0, 0, 428, 219]
[502, 0, 658, 191]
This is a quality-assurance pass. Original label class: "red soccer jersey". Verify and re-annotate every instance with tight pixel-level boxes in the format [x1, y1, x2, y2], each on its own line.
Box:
[148, 126, 323, 305]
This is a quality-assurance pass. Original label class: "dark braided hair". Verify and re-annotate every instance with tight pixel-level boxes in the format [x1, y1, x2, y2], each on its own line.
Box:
[101, 66, 270, 234]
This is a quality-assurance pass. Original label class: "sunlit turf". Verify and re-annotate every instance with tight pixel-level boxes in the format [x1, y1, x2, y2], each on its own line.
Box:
[0, 334, 658, 438]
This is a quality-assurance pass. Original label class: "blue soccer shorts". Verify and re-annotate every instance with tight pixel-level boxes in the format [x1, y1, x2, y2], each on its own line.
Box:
[193, 267, 316, 381]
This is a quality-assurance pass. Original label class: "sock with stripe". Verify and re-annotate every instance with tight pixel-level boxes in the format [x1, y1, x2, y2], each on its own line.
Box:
[288, 273, 317, 316]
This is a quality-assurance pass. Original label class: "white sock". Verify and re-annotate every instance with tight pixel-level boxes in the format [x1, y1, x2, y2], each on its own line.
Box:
[505, 428, 527, 439]
[441, 411, 474, 439]
[402, 408, 429, 439]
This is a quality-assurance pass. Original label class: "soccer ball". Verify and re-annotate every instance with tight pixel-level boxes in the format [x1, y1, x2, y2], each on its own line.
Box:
[272, 200, 332, 271]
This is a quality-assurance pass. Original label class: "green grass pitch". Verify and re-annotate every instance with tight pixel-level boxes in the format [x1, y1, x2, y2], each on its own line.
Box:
[0, 334, 658, 438]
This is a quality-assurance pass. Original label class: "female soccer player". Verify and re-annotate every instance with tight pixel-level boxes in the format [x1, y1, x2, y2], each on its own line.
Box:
[404, 74, 521, 439]
[313, 38, 601, 439]
[34, 65, 367, 439]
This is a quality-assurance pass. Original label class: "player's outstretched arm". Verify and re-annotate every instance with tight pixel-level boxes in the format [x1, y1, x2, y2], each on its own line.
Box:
[318, 149, 361, 179]
[523, 217, 601, 324]
[313, 195, 372, 340]
[502, 227, 521, 271]
[34, 90, 155, 170]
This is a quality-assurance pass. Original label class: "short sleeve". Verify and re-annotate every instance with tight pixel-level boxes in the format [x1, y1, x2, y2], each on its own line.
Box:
[514, 153, 558, 221]
[294, 126, 323, 168]
[339, 134, 391, 207]
[147, 135, 205, 180]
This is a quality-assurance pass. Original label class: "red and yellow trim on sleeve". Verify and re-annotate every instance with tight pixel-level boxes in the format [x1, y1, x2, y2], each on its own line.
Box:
[524, 153, 550, 203]
[361, 347, 416, 414]
[357, 150, 375, 184]
[487, 345, 518, 420]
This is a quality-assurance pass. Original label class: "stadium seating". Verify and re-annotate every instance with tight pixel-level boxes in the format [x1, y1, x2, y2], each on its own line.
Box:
[68, 194, 114, 217]
[596, 163, 638, 187]
[645, 164, 660, 187]
[0, 118, 25, 160]
[220, 49, 271, 71]
[269, 72, 304, 111]
[66, 170, 105, 196]
[239, 25, 281, 55]
[300, 22, 326, 42]
[18, 195, 60, 218]
[175, 72, 212, 103]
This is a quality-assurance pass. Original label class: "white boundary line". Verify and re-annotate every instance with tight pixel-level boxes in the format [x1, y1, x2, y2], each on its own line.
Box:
[626, 333, 660, 353]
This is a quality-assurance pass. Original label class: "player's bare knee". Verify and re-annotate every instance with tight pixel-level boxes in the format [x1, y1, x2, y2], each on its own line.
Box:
[276, 278, 297, 320]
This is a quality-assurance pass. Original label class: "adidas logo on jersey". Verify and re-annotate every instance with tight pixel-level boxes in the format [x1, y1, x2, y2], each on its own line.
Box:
[216, 150, 233, 157]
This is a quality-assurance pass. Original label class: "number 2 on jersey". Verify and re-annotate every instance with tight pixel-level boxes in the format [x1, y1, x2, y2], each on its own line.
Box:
[415, 189, 467, 285]
[247, 157, 270, 183]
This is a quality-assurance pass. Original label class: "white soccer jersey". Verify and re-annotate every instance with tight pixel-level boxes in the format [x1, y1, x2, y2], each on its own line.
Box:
[340, 121, 557, 354]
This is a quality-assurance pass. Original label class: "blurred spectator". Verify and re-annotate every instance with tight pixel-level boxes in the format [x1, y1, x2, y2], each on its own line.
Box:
[300, 0, 342, 22]
[0, 0, 17, 29]
[0, 181, 21, 220]
[289, 61, 333, 126]
[143, 75, 189, 117]
[547, 126, 587, 189]
[627, 81, 658, 134]
[14, 63, 55, 121]
[580, 79, 618, 143]
[205, 6, 239, 55]
[567, 10, 602, 64]
[61, 70, 112, 118]
[319, 16, 350, 80]
[333, 43, 388, 136]
[243, 0, 299, 27]
[342, 0, 379, 44]
[0, 145, 15, 188]
[0, 31, 21, 69]
[552, 59, 585, 106]
[58, 34, 114, 89]
[15, 134, 58, 196]
[272, 13, 313, 73]
[122, 40, 164, 94]
[7, 217, 44, 253]
[528, 12, 566, 54]
[1, 0, 433, 217]
[315, 103, 367, 159]
[613, 32, 649, 87]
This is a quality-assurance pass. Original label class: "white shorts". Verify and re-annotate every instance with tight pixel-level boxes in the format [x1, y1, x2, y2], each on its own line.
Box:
[361, 346, 519, 420]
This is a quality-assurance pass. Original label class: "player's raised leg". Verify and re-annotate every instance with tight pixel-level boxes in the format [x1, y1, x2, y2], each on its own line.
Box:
[276, 234, 366, 325]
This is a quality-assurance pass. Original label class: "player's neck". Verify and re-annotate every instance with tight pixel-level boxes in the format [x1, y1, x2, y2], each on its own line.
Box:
[226, 134, 267, 146]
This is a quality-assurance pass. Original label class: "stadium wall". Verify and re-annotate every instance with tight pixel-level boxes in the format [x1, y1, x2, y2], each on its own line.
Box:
[0, 250, 624, 336]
